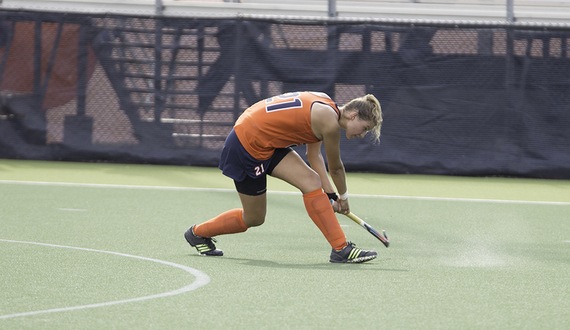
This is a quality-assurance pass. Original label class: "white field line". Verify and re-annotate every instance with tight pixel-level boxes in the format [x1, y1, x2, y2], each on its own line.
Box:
[1, 179, 570, 206]
[0, 239, 210, 320]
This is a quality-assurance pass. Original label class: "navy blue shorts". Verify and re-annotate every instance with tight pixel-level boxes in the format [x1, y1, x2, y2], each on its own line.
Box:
[219, 129, 292, 196]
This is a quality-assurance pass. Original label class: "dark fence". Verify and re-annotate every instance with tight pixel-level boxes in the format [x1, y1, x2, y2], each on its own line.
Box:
[1, 10, 569, 178]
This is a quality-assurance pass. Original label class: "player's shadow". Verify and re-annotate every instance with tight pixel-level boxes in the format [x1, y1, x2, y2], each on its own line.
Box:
[221, 256, 408, 272]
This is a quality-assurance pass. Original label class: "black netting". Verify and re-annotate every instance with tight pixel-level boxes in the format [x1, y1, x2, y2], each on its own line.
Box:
[1, 10, 569, 178]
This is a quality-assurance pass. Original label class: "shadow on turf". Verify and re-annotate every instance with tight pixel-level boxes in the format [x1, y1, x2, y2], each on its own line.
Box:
[187, 255, 407, 271]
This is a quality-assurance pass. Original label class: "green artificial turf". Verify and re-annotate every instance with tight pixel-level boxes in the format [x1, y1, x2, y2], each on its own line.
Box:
[1, 159, 569, 329]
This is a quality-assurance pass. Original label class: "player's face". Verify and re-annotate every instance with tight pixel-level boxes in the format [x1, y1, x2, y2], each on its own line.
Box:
[346, 116, 373, 139]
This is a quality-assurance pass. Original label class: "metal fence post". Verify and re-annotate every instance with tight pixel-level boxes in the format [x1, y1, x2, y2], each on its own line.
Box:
[328, 0, 337, 18]
[156, 0, 163, 15]
[506, 0, 514, 23]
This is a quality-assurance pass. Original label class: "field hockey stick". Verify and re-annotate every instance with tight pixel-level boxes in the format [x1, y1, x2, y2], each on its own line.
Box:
[345, 212, 390, 248]
[329, 196, 389, 247]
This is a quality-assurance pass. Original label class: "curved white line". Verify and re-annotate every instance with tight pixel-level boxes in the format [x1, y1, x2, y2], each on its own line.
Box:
[0, 239, 210, 320]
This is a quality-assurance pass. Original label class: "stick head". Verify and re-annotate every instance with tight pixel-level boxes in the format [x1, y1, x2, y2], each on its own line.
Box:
[382, 230, 390, 248]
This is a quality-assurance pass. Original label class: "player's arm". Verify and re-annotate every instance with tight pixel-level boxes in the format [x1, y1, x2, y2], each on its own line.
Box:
[306, 142, 339, 211]
[306, 142, 334, 193]
[322, 125, 349, 214]
[311, 103, 349, 214]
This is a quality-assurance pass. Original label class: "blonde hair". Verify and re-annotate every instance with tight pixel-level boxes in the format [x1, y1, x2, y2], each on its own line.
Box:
[342, 94, 383, 143]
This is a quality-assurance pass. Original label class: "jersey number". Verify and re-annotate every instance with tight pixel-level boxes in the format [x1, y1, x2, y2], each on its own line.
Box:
[254, 164, 265, 176]
[265, 92, 302, 112]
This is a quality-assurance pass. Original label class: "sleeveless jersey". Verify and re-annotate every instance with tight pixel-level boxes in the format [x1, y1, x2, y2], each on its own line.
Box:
[234, 91, 340, 160]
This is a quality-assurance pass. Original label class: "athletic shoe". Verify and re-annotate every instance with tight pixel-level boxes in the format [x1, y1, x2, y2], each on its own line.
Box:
[184, 225, 224, 256]
[329, 242, 377, 263]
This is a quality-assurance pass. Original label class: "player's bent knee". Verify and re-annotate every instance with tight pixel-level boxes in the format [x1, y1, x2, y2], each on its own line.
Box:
[244, 216, 265, 227]
[299, 172, 322, 194]
[242, 212, 266, 227]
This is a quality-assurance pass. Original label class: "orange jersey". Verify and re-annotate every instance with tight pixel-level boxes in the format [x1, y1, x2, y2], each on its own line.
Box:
[234, 92, 340, 160]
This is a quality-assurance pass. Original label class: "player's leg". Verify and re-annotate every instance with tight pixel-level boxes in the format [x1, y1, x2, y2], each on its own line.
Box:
[185, 175, 266, 256]
[267, 148, 321, 194]
[184, 204, 247, 256]
[190, 174, 266, 236]
[270, 151, 377, 263]
[269, 151, 347, 251]
[185, 127, 270, 255]
[238, 191, 267, 227]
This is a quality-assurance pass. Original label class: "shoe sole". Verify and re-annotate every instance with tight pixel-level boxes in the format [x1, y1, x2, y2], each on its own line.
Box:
[197, 251, 224, 256]
[330, 254, 377, 263]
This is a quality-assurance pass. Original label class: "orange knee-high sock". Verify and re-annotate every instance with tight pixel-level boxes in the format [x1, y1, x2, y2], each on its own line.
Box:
[303, 189, 347, 251]
[193, 209, 248, 238]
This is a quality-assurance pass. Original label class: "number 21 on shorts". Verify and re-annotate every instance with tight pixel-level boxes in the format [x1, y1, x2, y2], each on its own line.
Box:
[254, 164, 265, 176]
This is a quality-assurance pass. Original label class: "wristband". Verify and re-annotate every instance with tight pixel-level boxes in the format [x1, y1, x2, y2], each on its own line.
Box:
[339, 191, 348, 200]
[326, 192, 338, 201]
